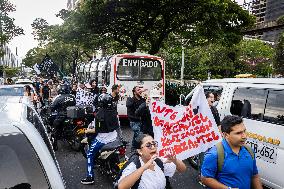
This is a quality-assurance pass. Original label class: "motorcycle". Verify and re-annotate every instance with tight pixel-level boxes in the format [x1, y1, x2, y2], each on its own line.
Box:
[80, 137, 128, 180]
[40, 107, 88, 151]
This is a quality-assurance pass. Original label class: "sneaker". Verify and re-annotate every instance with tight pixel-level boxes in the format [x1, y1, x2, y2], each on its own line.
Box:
[81, 177, 94, 185]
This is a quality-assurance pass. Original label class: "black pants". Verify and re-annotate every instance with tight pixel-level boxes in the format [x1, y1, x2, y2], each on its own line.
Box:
[52, 117, 65, 145]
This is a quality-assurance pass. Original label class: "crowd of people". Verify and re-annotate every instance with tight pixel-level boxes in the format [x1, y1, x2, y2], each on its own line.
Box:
[18, 76, 264, 189]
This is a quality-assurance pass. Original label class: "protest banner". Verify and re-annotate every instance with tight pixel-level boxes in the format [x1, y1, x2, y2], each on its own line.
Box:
[149, 85, 222, 160]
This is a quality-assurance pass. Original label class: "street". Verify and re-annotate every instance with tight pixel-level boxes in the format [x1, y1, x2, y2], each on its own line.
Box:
[55, 124, 204, 189]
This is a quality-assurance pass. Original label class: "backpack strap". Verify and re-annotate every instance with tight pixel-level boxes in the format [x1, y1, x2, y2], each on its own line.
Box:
[216, 142, 225, 173]
[113, 154, 141, 189]
[155, 158, 172, 189]
[216, 142, 255, 175]
[243, 144, 255, 160]
[154, 158, 164, 172]
[129, 155, 142, 189]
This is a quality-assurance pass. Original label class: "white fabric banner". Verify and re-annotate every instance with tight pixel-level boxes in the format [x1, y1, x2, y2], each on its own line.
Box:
[149, 85, 222, 160]
[33, 64, 41, 74]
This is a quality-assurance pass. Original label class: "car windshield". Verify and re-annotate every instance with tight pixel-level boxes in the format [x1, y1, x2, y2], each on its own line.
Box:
[0, 87, 24, 96]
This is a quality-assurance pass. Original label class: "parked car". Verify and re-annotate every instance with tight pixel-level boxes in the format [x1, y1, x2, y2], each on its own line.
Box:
[15, 78, 33, 84]
[0, 84, 40, 108]
[185, 78, 284, 189]
[0, 102, 65, 189]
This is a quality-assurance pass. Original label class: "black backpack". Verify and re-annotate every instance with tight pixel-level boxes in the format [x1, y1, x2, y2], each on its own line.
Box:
[95, 108, 119, 133]
[114, 154, 172, 189]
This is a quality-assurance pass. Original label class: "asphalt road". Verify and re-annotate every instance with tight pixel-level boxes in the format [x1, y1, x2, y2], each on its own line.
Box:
[55, 124, 204, 189]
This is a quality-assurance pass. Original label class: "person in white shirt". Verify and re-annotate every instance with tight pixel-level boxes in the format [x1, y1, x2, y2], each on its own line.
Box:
[118, 134, 186, 189]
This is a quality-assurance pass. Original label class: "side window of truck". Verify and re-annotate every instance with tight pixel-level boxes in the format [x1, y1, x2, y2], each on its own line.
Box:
[184, 85, 223, 106]
[264, 90, 284, 125]
[231, 88, 267, 120]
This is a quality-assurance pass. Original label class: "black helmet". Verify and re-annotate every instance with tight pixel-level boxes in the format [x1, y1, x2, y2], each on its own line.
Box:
[97, 93, 113, 109]
[57, 84, 70, 94]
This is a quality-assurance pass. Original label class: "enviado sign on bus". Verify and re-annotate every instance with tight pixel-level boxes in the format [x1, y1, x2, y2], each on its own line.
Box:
[121, 58, 160, 67]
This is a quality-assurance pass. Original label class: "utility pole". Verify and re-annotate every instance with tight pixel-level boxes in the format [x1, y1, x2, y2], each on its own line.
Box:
[180, 39, 185, 86]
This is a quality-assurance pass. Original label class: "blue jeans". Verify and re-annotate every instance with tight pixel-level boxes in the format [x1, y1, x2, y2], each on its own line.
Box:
[130, 121, 142, 149]
[86, 138, 105, 178]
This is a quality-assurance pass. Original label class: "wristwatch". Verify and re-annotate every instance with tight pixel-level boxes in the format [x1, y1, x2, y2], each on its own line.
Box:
[227, 187, 232, 189]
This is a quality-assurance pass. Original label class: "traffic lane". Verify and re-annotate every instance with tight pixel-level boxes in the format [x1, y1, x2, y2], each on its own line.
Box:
[55, 126, 204, 189]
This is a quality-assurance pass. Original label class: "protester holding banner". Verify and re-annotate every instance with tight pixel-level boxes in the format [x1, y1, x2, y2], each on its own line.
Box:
[201, 115, 263, 189]
[117, 134, 186, 189]
[126, 86, 145, 150]
[205, 92, 221, 128]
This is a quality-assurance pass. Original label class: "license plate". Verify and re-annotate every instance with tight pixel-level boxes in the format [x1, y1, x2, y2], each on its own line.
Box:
[246, 139, 278, 164]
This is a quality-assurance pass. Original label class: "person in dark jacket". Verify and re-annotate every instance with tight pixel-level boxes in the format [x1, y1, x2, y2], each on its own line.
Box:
[126, 86, 145, 150]
[134, 88, 162, 138]
[50, 84, 76, 150]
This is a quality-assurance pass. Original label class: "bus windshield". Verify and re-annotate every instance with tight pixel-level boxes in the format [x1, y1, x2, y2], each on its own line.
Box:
[117, 58, 162, 81]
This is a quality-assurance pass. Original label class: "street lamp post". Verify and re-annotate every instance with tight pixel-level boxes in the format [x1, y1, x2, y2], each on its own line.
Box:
[181, 39, 185, 86]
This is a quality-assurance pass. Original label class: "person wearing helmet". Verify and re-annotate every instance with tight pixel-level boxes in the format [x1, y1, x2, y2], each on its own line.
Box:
[50, 84, 76, 150]
[81, 92, 119, 185]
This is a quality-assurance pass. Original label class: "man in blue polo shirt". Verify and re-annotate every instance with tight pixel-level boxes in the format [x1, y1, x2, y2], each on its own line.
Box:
[201, 115, 263, 189]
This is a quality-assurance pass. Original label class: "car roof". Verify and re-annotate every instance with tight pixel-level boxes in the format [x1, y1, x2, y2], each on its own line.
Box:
[0, 102, 26, 121]
[0, 96, 33, 106]
[0, 105, 65, 188]
[0, 84, 25, 88]
[15, 78, 33, 82]
[203, 78, 284, 85]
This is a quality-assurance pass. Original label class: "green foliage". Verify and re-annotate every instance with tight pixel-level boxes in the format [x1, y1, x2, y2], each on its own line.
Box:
[277, 15, 284, 25]
[0, 65, 19, 77]
[68, 0, 254, 54]
[161, 42, 237, 80]
[237, 39, 274, 77]
[0, 0, 24, 45]
[31, 18, 51, 46]
[161, 38, 275, 80]
[275, 32, 284, 75]
[5, 67, 19, 77]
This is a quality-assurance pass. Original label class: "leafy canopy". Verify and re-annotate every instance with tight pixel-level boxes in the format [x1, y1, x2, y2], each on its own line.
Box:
[69, 0, 254, 54]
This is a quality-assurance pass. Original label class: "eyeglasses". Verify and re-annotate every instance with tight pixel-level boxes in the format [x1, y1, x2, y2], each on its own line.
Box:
[141, 141, 158, 149]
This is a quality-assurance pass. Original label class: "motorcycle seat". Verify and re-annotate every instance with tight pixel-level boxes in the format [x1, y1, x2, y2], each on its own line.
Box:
[100, 139, 123, 151]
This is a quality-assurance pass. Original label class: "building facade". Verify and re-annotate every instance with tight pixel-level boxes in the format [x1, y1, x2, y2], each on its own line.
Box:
[0, 45, 20, 68]
[265, 0, 284, 22]
[67, 0, 82, 10]
[263, 0, 284, 42]
[242, 0, 284, 42]
[251, 0, 267, 24]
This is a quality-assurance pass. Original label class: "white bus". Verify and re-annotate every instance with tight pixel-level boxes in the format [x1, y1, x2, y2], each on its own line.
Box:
[78, 52, 165, 118]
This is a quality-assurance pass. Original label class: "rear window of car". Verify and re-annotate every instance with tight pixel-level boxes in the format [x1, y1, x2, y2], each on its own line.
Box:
[0, 132, 50, 188]
[0, 87, 24, 96]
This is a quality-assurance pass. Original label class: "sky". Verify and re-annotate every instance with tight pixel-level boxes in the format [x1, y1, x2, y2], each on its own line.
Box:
[8, 0, 67, 58]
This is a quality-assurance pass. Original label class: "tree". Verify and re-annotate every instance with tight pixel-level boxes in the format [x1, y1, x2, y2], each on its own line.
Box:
[29, 16, 92, 77]
[0, 0, 24, 48]
[237, 39, 274, 77]
[275, 32, 284, 75]
[71, 0, 254, 54]
[31, 18, 50, 46]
